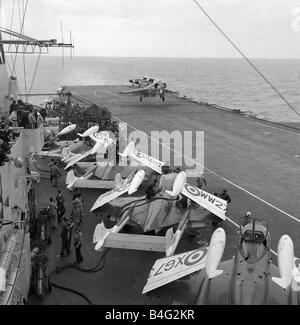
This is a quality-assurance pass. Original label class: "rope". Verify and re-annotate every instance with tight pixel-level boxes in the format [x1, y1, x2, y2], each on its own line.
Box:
[192, 0, 300, 120]
[5, 0, 16, 75]
[8, 0, 15, 55]
[11, 0, 28, 76]
[19, 0, 28, 97]
[27, 48, 41, 97]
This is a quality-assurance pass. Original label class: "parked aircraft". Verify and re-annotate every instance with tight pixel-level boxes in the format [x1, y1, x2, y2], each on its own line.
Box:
[143, 218, 300, 305]
[91, 168, 227, 258]
[143, 227, 225, 293]
[65, 141, 165, 190]
[90, 169, 145, 212]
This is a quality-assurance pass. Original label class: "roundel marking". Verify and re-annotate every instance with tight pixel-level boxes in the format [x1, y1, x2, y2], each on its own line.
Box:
[184, 248, 207, 266]
[134, 151, 145, 158]
[184, 183, 201, 196]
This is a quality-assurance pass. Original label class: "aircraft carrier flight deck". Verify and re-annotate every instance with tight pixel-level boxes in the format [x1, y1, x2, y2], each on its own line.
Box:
[28, 84, 300, 305]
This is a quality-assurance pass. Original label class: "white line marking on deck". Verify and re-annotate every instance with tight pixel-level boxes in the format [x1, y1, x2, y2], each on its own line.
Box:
[253, 121, 300, 136]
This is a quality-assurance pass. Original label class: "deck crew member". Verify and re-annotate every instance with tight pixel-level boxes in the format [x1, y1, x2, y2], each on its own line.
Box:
[34, 107, 43, 127]
[8, 108, 18, 127]
[197, 174, 207, 189]
[145, 178, 159, 200]
[220, 189, 231, 203]
[28, 106, 37, 128]
[72, 188, 81, 201]
[66, 218, 74, 255]
[56, 190, 66, 223]
[49, 159, 55, 184]
[241, 211, 252, 226]
[9, 100, 17, 114]
[50, 161, 62, 187]
[40, 107, 47, 122]
[74, 227, 83, 264]
[71, 193, 84, 226]
[18, 108, 29, 128]
[48, 197, 58, 229]
[60, 217, 71, 257]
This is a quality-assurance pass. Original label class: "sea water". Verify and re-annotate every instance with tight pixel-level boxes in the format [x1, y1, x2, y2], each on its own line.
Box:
[10, 56, 300, 123]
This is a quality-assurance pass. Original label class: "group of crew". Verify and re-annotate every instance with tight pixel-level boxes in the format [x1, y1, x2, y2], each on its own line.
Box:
[8, 100, 45, 129]
[0, 118, 13, 166]
[46, 174, 84, 264]
[98, 119, 119, 134]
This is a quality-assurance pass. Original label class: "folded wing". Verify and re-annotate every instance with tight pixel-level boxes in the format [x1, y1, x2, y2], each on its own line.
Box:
[182, 183, 227, 220]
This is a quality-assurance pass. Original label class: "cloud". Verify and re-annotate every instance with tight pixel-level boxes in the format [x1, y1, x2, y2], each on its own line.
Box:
[47, 0, 191, 19]
[2, 0, 300, 58]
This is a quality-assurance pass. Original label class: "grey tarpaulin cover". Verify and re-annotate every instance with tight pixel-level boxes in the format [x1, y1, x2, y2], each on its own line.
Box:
[106, 173, 209, 232]
[108, 195, 209, 233]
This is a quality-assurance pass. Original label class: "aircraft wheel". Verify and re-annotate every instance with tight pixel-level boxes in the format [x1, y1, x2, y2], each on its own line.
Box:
[162, 96, 165, 102]
[140, 96, 143, 102]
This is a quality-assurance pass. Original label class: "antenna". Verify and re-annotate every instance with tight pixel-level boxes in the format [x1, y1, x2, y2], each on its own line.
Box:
[60, 20, 64, 67]
[69, 29, 72, 59]
[72, 36, 75, 57]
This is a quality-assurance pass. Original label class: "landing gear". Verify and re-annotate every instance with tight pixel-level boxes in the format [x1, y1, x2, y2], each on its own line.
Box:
[162, 96, 165, 102]
[140, 96, 143, 102]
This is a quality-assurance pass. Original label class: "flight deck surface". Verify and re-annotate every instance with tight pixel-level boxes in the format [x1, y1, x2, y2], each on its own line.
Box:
[29, 85, 300, 305]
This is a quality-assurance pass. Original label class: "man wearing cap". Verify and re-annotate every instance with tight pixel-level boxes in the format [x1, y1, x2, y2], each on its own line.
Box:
[241, 211, 252, 226]
[60, 217, 70, 257]
[220, 189, 231, 203]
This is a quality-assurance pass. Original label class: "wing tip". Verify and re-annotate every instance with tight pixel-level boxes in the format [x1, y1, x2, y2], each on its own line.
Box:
[272, 277, 288, 290]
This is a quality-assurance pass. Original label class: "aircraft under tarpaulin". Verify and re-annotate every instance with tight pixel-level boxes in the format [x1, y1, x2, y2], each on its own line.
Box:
[107, 192, 211, 234]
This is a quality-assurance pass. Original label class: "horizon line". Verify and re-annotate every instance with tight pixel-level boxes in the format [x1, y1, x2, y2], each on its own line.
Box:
[21, 55, 300, 60]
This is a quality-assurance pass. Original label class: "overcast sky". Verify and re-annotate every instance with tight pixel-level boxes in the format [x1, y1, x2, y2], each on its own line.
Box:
[2, 0, 300, 58]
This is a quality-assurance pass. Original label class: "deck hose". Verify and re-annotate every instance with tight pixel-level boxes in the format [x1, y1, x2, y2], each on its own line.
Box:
[46, 195, 177, 304]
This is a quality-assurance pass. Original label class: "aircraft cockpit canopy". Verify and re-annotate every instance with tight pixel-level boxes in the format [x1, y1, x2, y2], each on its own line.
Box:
[239, 219, 269, 262]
